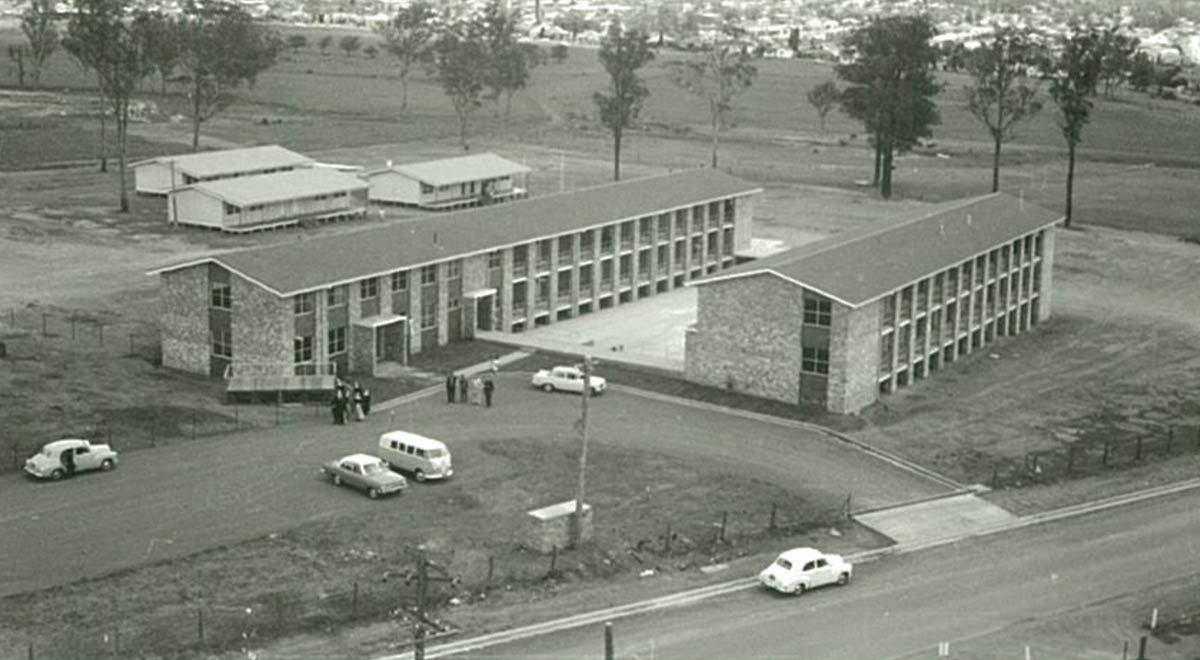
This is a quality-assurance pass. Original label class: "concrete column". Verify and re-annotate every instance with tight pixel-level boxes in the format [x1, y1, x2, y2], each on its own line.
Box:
[665, 211, 677, 290]
[1011, 241, 1024, 336]
[500, 246, 514, 332]
[1037, 228, 1055, 323]
[570, 232, 582, 313]
[919, 278, 932, 374]
[696, 205, 708, 276]
[629, 220, 641, 302]
[547, 238, 559, 323]
[436, 262, 449, 346]
[886, 292, 900, 393]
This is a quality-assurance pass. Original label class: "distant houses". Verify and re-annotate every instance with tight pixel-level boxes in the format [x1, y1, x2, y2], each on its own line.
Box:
[168, 168, 368, 233]
[130, 145, 314, 196]
[362, 153, 532, 210]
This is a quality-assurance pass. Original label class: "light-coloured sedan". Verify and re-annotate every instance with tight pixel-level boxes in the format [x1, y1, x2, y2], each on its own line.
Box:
[25, 439, 119, 480]
[758, 547, 853, 595]
[531, 365, 607, 395]
[322, 453, 408, 499]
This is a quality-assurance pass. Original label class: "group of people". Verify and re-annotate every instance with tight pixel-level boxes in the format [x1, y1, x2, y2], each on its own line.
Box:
[330, 380, 371, 425]
[446, 372, 496, 408]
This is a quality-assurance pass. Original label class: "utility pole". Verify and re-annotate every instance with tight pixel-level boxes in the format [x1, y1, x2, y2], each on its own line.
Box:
[570, 356, 592, 549]
[410, 545, 454, 660]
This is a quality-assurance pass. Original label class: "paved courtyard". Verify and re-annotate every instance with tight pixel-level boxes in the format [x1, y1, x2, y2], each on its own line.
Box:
[479, 287, 698, 371]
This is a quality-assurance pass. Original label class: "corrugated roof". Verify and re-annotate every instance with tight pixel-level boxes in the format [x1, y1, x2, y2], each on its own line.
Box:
[699, 193, 1062, 307]
[182, 168, 368, 207]
[383, 153, 533, 186]
[131, 145, 313, 178]
[155, 169, 761, 296]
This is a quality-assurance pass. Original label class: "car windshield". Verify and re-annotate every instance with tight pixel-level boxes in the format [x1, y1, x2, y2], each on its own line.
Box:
[774, 558, 793, 570]
[361, 462, 388, 476]
[427, 449, 447, 459]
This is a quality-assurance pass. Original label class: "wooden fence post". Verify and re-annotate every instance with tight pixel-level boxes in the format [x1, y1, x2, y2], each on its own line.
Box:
[549, 545, 558, 577]
[769, 502, 777, 530]
[486, 556, 494, 591]
[197, 608, 204, 645]
[604, 621, 614, 660]
[1103, 442, 1111, 466]
[991, 465, 999, 489]
[719, 511, 727, 543]
[1135, 437, 1143, 462]
[352, 580, 359, 618]
[191, 413, 196, 441]
[1066, 446, 1074, 474]
[1167, 427, 1174, 454]
[663, 522, 672, 553]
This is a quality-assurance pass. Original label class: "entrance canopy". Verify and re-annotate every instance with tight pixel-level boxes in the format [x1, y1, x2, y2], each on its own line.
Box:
[465, 288, 498, 299]
[355, 313, 406, 328]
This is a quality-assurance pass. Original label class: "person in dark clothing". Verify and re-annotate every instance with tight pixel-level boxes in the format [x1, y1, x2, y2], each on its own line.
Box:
[362, 388, 372, 416]
[458, 374, 469, 403]
[61, 448, 76, 475]
[446, 374, 457, 403]
[330, 393, 342, 425]
[483, 378, 495, 408]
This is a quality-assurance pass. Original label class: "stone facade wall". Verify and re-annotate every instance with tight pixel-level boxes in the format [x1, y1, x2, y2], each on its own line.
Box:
[684, 273, 804, 403]
[231, 271, 290, 368]
[827, 300, 882, 414]
[1037, 227, 1056, 322]
[160, 265, 210, 374]
[350, 324, 375, 376]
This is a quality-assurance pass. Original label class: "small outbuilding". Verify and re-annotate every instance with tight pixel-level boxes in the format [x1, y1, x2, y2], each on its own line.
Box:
[167, 168, 368, 233]
[130, 145, 314, 196]
[362, 152, 531, 210]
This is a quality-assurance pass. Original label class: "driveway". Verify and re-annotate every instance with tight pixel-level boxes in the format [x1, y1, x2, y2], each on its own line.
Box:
[0, 375, 948, 597]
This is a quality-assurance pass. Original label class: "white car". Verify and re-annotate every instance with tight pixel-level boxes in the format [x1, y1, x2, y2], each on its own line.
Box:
[25, 439, 119, 480]
[531, 365, 607, 395]
[758, 547, 852, 595]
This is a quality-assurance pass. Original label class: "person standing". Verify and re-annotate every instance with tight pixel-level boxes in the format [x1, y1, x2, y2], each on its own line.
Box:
[362, 388, 372, 416]
[459, 374, 469, 403]
[352, 383, 365, 421]
[446, 373, 457, 403]
[483, 378, 495, 408]
[61, 448, 76, 476]
[330, 391, 342, 425]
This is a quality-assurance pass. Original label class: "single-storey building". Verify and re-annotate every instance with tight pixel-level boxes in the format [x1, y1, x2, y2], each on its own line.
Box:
[167, 168, 369, 233]
[684, 192, 1061, 414]
[130, 145, 314, 196]
[362, 153, 532, 209]
[152, 168, 760, 379]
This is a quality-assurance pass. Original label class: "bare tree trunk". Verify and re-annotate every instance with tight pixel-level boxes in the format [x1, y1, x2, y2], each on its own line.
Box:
[98, 109, 108, 173]
[710, 111, 720, 169]
[191, 81, 203, 152]
[1064, 141, 1076, 228]
[872, 140, 881, 186]
[117, 106, 130, 213]
[819, 111, 827, 133]
[991, 132, 1002, 193]
[612, 127, 622, 181]
[459, 109, 469, 150]
[880, 138, 894, 200]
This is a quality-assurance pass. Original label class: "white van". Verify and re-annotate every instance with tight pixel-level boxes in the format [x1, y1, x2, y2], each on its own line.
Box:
[377, 431, 453, 482]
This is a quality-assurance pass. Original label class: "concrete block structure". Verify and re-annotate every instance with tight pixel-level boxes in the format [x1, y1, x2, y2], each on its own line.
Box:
[152, 169, 760, 378]
[685, 193, 1061, 414]
[130, 145, 313, 196]
[361, 153, 532, 209]
[167, 168, 369, 233]
[524, 500, 593, 554]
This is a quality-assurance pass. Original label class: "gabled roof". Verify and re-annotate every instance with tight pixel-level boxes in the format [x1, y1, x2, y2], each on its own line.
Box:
[696, 193, 1062, 308]
[368, 153, 532, 186]
[178, 168, 368, 208]
[130, 145, 313, 178]
[151, 168, 762, 296]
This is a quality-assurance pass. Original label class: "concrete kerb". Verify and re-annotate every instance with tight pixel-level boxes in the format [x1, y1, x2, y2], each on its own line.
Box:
[609, 383, 966, 492]
[374, 476, 1200, 660]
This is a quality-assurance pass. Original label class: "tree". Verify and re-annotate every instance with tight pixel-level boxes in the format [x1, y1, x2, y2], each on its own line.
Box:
[7, 45, 28, 88]
[286, 34, 308, 52]
[318, 34, 333, 54]
[1129, 51, 1155, 92]
[478, 0, 527, 115]
[20, 0, 58, 89]
[836, 15, 941, 199]
[374, 0, 437, 110]
[132, 11, 183, 94]
[963, 26, 1045, 193]
[1096, 26, 1137, 97]
[1048, 28, 1098, 229]
[338, 34, 361, 57]
[61, 33, 108, 171]
[554, 9, 595, 41]
[550, 43, 568, 64]
[666, 22, 757, 168]
[434, 22, 487, 149]
[178, 3, 282, 151]
[67, 0, 149, 212]
[806, 80, 840, 132]
[363, 44, 378, 59]
[594, 24, 654, 181]
[787, 27, 800, 54]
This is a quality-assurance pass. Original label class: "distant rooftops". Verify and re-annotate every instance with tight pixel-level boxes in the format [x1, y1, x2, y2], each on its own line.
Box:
[698, 192, 1063, 308]
[130, 145, 314, 178]
[368, 153, 532, 186]
[181, 168, 367, 207]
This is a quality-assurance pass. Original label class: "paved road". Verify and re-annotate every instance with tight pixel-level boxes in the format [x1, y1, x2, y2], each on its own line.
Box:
[0, 377, 946, 597]
[455, 492, 1200, 660]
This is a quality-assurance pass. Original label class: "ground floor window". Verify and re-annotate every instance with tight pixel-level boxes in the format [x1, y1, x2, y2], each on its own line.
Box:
[212, 329, 232, 358]
[801, 347, 829, 375]
[421, 304, 437, 330]
[294, 335, 314, 364]
[328, 326, 347, 356]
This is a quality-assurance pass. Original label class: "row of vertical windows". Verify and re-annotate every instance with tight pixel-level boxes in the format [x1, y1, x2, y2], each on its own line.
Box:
[804, 297, 832, 327]
[212, 329, 232, 358]
[211, 283, 232, 310]
[802, 347, 829, 375]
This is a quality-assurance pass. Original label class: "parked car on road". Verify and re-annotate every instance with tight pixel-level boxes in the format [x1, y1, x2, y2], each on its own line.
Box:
[322, 453, 408, 499]
[531, 365, 607, 395]
[758, 547, 852, 595]
[25, 439, 119, 480]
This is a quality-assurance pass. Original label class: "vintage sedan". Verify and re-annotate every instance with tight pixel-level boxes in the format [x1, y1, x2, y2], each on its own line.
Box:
[531, 365, 607, 395]
[322, 453, 408, 499]
[25, 439, 119, 480]
[758, 547, 853, 595]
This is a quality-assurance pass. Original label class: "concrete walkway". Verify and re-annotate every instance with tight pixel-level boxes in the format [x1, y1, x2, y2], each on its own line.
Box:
[854, 492, 1017, 546]
[372, 350, 531, 413]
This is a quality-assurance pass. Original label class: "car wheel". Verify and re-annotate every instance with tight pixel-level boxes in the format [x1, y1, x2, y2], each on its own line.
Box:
[794, 583, 806, 596]
[837, 572, 851, 586]
[590, 387, 600, 396]
[50, 469, 65, 481]
[541, 383, 554, 393]
[414, 469, 427, 483]
[368, 488, 379, 499]
[333, 475, 342, 486]
[100, 459, 115, 471]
